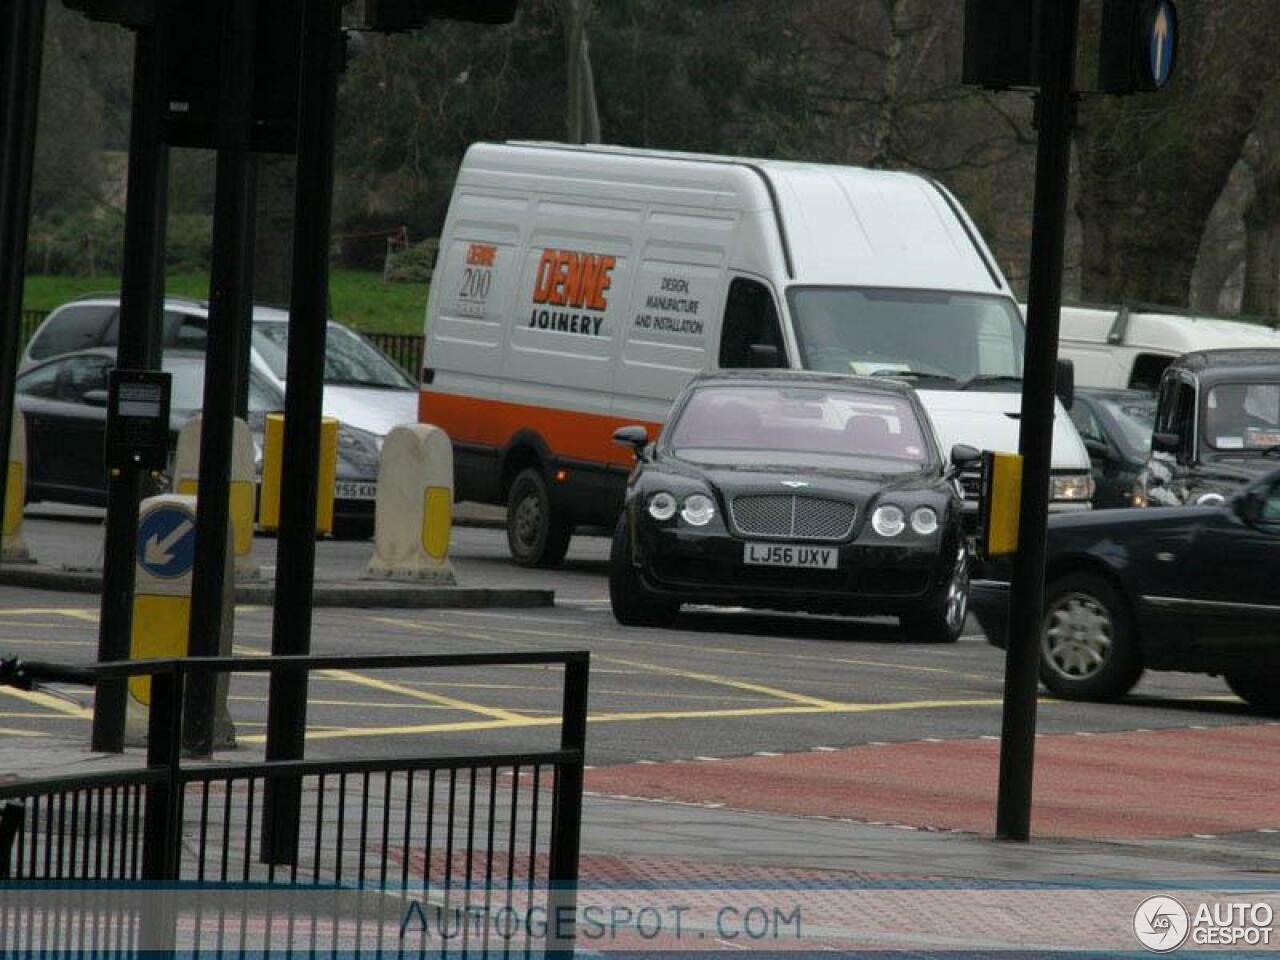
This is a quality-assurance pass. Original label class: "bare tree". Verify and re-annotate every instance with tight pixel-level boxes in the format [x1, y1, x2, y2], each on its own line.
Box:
[1241, 91, 1280, 316]
[560, 0, 600, 143]
[1074, 1, 1280, 306]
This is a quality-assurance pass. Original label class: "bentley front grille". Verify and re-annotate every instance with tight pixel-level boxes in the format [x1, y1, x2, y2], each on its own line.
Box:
[729, 495, 856, 541]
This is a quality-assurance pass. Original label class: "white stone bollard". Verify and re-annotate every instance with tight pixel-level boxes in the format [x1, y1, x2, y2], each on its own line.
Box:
[2, 409, 30, 563]
[365, 424, 456, 584]
[174, 415, 259, 579]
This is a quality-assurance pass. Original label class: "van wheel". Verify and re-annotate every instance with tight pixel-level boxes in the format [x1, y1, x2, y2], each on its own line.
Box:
[506, 468, 572, 568]
[608, 516, 678, 627]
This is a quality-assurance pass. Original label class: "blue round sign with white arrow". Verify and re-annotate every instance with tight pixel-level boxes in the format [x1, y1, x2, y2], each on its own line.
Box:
[1146, 0, 1177, 90]
[137, 504, 197, 580]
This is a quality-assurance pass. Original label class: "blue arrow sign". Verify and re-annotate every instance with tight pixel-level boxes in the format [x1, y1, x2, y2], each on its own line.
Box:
[137, 505, 197, 580]
[1148, 1, 1176, 90]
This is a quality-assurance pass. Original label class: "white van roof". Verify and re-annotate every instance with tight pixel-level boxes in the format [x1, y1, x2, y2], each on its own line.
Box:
[1059, 303, 1280, 352]
[480, 142, 1009, 296]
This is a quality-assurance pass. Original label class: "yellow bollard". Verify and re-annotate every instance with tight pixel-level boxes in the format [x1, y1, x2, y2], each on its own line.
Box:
[364, 424, 456, 583]
[259, 413, 338, 535]
[174, 415, 259, 579]
[2, 409, 30, 564]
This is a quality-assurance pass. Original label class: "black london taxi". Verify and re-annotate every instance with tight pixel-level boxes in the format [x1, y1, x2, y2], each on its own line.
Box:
[607, 372, 976, 642]
[973, 468, 1280, 714]
[1142, 349, 1280, 507]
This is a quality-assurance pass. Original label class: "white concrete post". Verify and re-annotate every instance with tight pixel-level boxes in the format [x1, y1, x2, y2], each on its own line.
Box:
[365, 423, 456, 584]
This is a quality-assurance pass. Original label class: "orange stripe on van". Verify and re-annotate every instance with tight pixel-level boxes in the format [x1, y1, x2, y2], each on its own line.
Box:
[418, 390, 663, 467]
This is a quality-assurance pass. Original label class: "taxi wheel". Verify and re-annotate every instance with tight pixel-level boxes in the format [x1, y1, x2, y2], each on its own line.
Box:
[608, 516, 678, 628]
[1038, 573, 1142, 701]
[1225, 672, 1280, 716]
[506, 468, 573, 568]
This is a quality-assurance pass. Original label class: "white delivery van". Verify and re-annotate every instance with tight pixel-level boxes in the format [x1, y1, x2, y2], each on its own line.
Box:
[1057, 303, 1280, 391]
[421, 142, 1092, 566]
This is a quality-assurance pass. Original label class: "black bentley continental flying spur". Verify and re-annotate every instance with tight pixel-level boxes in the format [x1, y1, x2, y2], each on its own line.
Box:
[608, 372, 977, 642]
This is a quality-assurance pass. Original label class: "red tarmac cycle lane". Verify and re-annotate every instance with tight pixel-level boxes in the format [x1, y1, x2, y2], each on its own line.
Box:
[585, 724, 1280, 839]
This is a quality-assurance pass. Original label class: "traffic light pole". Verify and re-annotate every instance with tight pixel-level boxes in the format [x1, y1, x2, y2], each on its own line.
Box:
[995, 0, 1081, 841]
[93, 17, 169, 753]
[234, 161, 258, 423]
[184, 0, 258, 755]
[263, 0, 342, 863]
[0, 0, 46, 579]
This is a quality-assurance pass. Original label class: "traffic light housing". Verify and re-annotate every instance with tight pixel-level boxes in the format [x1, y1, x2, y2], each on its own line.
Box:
[962, 0, 1041, 90]
[1098, 0, 1178, 94]
[162, 0, 304, 152]
[357, 0, 518, 32]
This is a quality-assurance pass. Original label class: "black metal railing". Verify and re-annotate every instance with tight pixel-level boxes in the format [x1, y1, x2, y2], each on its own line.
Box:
[0, 652, 587, 897]
[362, 330, 424, 380]
[19, 308, 46, 349]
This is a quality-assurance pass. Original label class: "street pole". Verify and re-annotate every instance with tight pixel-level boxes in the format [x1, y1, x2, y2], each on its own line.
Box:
[184, 0, 257, 755]
[93, 16, 169, 753]
[235, 160, 258, 423]
[0, 0, 46, 579]
[263, 0, 342, 863]
[996, 0, 1081, 841]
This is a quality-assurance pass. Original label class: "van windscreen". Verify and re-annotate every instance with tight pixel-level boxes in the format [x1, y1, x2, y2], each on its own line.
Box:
[787, 287, 1024, 386]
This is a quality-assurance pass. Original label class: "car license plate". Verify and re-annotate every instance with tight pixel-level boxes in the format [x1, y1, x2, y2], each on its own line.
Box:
[334, 481, 378, 501]
[743, 543, 837, 569]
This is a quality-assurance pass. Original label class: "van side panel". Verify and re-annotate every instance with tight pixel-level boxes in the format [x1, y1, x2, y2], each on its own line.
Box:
[422, 144, 781, 519]
[613, 210, 736, 430]
[427, 198, 525, 402]
[503, 200, 638, 404]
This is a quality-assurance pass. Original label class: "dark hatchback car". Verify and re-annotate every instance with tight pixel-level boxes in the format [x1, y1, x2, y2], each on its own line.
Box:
[1069, 387, 1156, 508]
[973, 468, 1280, 713]
[1142, 349, 1280, 507]
[608, 372, 975, 642]
[16, 348, 382, 537]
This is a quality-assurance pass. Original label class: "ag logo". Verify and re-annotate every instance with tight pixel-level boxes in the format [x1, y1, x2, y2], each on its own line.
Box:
[1134, 895, 1190, 952]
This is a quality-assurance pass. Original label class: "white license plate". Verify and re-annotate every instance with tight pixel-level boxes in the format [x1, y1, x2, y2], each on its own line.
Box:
[743, 542, 837, 569]
[334, 481, 378, 501]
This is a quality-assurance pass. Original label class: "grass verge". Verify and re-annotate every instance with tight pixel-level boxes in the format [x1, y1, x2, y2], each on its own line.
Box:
[23, 270, 428, 335]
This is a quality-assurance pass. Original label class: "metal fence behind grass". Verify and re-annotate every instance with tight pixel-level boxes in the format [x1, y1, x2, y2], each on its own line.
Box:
[19, 309, 45, 349]
[362, 330, 424, 380]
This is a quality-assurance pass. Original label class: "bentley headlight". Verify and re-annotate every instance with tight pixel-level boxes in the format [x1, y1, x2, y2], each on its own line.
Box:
[681, 494, 716, 526]
[1195, 491, 1226, 507]
[1051, 473, 1094, 502]
[648, 491, 678, 521]
[872, 504, 905, 537]
[909, 506, 939, 536]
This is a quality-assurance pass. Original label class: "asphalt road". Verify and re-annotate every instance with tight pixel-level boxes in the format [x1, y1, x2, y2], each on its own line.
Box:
[0, 514, 1263, 770]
